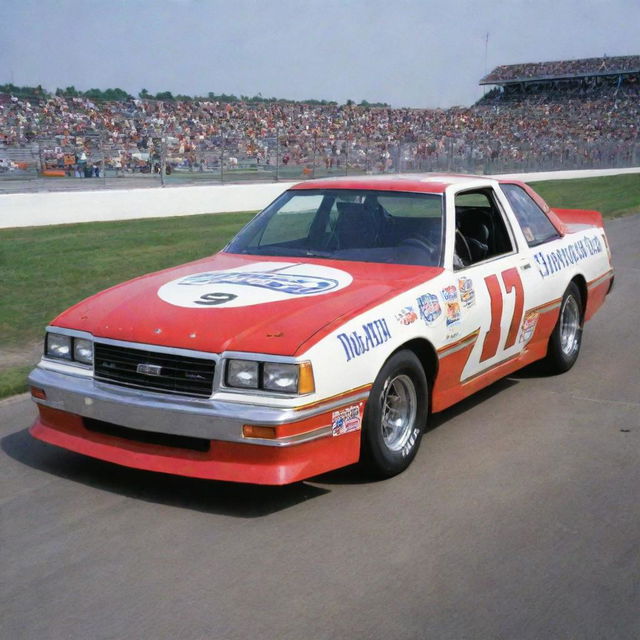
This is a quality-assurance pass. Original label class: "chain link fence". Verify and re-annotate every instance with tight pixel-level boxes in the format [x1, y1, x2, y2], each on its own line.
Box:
[1, 132, 639, 191]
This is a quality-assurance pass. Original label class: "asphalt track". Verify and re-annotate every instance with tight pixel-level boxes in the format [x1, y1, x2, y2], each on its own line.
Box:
[1, 214, 638, 640]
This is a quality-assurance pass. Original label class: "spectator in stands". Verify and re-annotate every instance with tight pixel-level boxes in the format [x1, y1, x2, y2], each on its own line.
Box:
[0, 57, 638, 177]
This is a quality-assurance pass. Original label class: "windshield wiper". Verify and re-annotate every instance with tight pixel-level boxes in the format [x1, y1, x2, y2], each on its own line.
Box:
[302, 249, 334, 258]
[237, 246, 333, 258]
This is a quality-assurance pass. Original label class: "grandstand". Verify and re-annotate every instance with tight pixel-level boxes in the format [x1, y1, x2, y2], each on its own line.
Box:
[479, 55, 640, 101]
[1, 54, 639, 185]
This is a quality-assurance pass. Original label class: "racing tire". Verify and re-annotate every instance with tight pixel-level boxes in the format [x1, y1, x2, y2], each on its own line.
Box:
[361, 350, 428, 478]
[543, 281, 584, 374]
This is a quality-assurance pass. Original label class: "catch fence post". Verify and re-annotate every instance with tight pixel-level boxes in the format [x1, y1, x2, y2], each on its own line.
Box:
[275, 128, 280, 181]
[220, 132, 224, 183]
[101, 131, 106, 187]
[160, 133, 166, 187]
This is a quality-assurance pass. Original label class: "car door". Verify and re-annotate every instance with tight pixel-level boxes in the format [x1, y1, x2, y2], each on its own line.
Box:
[442, 184, 543, 382]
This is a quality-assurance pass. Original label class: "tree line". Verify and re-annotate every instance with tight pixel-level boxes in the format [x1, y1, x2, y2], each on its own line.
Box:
[0, 83, 389, 107]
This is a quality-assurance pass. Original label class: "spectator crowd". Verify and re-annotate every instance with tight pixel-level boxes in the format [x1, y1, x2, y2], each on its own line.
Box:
[481, 55, 640, 83]
[1, 61, 639, 177]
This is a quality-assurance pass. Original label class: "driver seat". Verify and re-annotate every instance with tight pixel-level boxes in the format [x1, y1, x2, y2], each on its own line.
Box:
[335, 202, 379, 248]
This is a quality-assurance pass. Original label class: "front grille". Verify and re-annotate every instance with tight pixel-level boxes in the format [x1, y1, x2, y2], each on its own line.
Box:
[84, 417, 210, 452]
[94, 343, 215, 397]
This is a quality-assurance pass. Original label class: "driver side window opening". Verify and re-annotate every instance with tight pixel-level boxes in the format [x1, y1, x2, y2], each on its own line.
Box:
[453, 189, 514, 270]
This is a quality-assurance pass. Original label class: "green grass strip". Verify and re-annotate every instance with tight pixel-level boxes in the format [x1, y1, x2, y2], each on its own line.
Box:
[0, 365, 32, 399]
[0, 210, 257, 347]
[532, 173, 640, 218]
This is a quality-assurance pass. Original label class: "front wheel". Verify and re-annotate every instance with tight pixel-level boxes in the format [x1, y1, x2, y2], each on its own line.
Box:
[543, 281, 584, 373]
[361, 350, 428, 478]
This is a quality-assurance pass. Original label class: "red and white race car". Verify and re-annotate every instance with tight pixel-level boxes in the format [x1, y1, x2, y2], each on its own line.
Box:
[29, 175, 614, 484]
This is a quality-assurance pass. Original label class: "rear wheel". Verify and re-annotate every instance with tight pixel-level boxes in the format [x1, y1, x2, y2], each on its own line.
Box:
[361, 350, 428, 478]
[544, 282, 583, 373]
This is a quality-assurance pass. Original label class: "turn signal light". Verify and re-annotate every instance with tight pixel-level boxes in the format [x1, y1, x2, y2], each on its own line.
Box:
[242, 425, 277, 439]
[298, 362, 315, 394]
[30, 387, 47, 400]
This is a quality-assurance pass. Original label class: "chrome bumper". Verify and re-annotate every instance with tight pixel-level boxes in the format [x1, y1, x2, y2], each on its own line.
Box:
[28, 366, 366, 447]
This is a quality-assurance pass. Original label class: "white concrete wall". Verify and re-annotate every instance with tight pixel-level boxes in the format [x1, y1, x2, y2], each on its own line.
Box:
[1, 167, 639, 230]
[0, 181, 296, 229]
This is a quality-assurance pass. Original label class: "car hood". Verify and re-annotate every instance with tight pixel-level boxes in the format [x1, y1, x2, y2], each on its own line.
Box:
[52, 253, 443, 356]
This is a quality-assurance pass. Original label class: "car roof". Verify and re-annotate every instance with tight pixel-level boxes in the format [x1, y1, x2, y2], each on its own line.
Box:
[288, 173, 506, 194]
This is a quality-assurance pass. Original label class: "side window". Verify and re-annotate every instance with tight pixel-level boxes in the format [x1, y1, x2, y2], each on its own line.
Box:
[454, 189, 513, 269]
[500, 184, 560, 247]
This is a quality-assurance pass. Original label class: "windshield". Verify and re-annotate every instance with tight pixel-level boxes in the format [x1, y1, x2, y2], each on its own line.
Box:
[225, 189, 444, 266]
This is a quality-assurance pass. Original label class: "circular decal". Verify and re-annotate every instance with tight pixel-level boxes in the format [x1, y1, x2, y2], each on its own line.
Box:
[158, 261, 353, 308]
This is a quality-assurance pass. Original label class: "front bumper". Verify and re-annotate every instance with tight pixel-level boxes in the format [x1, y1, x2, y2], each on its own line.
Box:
[28, 366, 368, 485]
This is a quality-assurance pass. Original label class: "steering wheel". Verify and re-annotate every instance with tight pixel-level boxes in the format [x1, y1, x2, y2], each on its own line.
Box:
[455, 229, 473, 266]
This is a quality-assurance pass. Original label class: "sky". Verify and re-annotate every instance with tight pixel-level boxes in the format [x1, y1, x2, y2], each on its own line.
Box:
[1, 0, 638, 109]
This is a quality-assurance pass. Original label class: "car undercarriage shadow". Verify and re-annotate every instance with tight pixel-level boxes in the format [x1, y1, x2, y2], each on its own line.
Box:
[1, 427, 329, 518]
[506, 358, 553, 379]
[427, 376, 519, 429]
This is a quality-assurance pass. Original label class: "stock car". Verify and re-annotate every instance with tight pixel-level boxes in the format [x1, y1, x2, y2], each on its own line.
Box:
[28, 175, 614, 485]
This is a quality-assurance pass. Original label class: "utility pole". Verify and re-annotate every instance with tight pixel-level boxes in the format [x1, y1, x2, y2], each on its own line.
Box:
[483, 32, 490, 96]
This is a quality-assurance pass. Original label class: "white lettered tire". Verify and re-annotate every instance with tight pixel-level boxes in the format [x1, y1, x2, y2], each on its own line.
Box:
[361, 350, 428, 477]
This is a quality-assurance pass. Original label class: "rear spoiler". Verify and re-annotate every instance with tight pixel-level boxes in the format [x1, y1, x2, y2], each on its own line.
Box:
[551, 208, 605, 235]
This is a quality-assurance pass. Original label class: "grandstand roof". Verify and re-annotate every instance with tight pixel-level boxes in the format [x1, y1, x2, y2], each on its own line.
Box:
[480, 55, 640, 86]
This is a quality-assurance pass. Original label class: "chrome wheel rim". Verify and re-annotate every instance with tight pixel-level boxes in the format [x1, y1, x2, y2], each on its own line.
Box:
[560, 295, 581, 356]
[381, 374, 417, 451]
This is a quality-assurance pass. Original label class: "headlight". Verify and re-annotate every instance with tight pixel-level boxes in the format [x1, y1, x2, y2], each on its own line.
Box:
[225, 359, 314, 394]
[45, 331, 93, 366]
[46, 333, 72, 360]
[73, 338, 94, 365]
[227, 360, 259, 389]
[263, 362, 299, 393]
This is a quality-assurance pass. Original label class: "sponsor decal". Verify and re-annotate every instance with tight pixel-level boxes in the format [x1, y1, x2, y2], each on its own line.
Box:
[441, 285, 461, 339]
[332, 405, 362, 436]
[178, 271, 338, 295]
[458, 277, 475, 308]
[533, 234, 603, 279]
[519, 311, 540, 344]
[445, 300, 461, 340]
[522, 226, 535, 243]
[416, 293, 441, 325]
[337, 318, 391, 362]
[396, 306, 418, 325]
[444, 301, 460, 340]
[445, 301, 461, 326]
[441, 285, 458, 302]
[157, 262, 352, 308]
